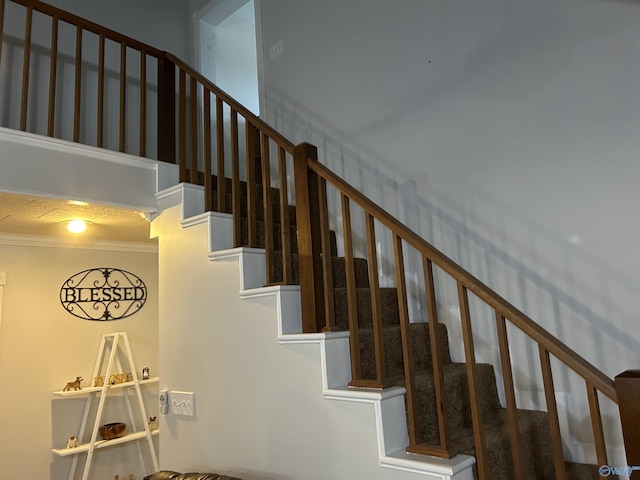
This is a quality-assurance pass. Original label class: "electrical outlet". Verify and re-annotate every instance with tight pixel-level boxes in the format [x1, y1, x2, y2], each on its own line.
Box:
[159, 389, 168, 414]
[269, 40, 283, 59]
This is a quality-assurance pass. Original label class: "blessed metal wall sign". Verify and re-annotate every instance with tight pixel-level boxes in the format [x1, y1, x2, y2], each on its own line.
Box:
[60, 268, 147, 321]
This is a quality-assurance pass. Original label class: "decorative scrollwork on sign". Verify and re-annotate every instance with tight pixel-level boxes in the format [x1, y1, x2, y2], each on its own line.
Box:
[60, 268, 147, 321]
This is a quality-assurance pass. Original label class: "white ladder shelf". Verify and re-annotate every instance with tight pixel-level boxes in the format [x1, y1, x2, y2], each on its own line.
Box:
[52, 332, 159, 480]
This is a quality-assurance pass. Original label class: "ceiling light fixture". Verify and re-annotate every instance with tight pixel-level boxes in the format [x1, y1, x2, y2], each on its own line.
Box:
[67, 220, 88, 233]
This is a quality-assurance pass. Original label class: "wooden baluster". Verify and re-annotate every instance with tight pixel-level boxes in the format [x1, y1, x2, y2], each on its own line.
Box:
[586, 381, 608, 468]
[393, 235, 418, 446]
[293, 143, 325, 333]
[245, 122, 258, 247]
[277, 147, 292, 284]
[20, 4, 32, 131]
[189, 77, 197, 183]
[342, 195, 361, 381]
[73, 24, 82, 142]
[139, 51, 146, 157]
[157, 55, 176, 163]
[96, 33, 105, 147]
[366, 213, 387, 387]
[261, 133, 275, 284]
[216, 97, 225, 211]
[496, 313, 525, 477]
[203, 89, 212, 211]
[178, 69, 186, 182]
[318, 177, 336, 331]
[421, 258, 451, 455]
[231, 109, 241, 247]
[47, 16, 58, 137]
[119, 42, 126, 152]
[457, 282, 488, 479]
[539, 345, 566, 480]
[615, 370, 640, 478]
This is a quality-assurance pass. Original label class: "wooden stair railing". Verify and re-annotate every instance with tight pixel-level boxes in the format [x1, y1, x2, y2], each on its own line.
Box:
[293, 143, 640, 476]
[0, 0, 165, 156]
[2, 2, 639, 477]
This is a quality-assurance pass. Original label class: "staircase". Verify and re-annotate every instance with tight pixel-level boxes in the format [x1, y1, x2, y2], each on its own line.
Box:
[197, 167, 608, 480]
[1, 1, 636, 478]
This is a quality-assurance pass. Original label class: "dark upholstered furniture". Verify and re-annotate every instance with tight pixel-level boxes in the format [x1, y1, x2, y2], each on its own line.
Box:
[144, 471, 242, 480]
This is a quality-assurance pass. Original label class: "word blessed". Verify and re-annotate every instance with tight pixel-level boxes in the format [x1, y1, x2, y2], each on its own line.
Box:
[60, 268, 147, 321]
[599, 465, 640, 476]
[62, 286, 146, 303]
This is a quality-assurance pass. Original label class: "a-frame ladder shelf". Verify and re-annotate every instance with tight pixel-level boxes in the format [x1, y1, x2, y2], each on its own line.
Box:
[51, 332, 159, 480]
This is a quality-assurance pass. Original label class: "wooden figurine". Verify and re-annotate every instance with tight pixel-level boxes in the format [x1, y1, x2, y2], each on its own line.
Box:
[148, 416, 158, 431]
[63, 376, 83, 391]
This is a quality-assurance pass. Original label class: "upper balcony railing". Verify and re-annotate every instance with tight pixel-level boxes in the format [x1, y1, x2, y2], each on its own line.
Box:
[1, 1, 638, 477]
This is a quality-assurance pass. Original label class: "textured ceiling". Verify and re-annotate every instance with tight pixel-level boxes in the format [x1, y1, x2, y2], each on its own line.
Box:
[0, 191, 155, 244]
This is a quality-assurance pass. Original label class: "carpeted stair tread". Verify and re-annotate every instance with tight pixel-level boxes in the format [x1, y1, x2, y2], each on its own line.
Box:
[405, 363, 502, 438]
[212, 189, 297, 225]
[239, 217, 298, 254]
[449, 408, 553, 480]
[334, 287, 402, 329]
[356, 322, 452, 380]
[273, 254, 369, 288]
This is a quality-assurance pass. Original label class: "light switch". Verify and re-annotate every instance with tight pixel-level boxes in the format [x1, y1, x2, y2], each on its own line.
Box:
[169, 391, 195, 416]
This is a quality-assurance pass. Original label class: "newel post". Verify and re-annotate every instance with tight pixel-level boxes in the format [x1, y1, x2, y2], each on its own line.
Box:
[157, 52, 176, 163]
[615, 370, 640, 477]
[293, 143, 326, 333]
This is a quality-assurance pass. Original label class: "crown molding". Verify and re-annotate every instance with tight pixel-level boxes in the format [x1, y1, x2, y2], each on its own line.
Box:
[0, 233, 157, 253]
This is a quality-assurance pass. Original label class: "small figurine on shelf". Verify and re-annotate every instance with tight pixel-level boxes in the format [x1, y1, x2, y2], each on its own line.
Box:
[142, 366, 150, 380]
[62, 376, 83, 391]
[66, 436, 79, 449]
[148, 416, 158, 431]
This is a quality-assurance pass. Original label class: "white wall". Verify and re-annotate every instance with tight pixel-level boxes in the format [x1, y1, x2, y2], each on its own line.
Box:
[258, 0, 638, 463]
[0, 238, 158, 480]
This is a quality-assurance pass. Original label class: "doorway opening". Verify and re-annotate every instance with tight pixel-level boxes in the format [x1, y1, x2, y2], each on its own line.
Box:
[195, 0, 261, 116]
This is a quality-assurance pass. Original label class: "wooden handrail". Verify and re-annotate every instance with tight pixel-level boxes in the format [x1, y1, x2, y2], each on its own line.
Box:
[305, 156, 617, 402]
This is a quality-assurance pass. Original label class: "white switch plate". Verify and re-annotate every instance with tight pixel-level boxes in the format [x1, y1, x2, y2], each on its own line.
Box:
[169, 391, 195, 416]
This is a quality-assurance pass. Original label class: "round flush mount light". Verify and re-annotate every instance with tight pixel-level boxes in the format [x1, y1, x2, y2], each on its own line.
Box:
[67, 220, 88, 233]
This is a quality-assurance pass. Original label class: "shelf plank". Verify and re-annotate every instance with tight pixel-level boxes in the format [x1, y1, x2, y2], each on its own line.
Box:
[52, 429, 159, 456]
[53, 377, 159, 397]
